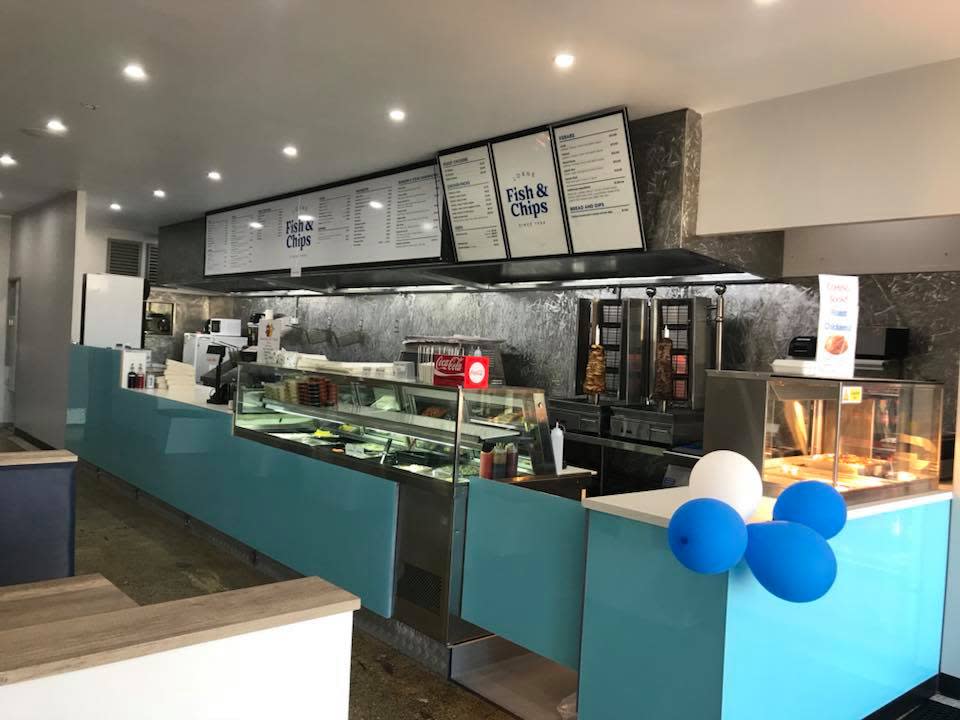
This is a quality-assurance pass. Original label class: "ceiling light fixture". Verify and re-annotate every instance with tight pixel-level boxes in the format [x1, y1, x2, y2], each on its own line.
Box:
[297, 214, 314, 222]
[249, 221, 263, 230]
[123, 63, 148, 81]
[421, 222, 434, 231]
[45, 118, 68, 134]
[207, 170, 222, 181]
[282, 145, 298, 158]
[369, 200, 384, 210]
[153, 188, 166, 198]
[554, 53, 575, 69]
[388, 108, 406, 122]
[0, 154, 17, 167]
[110, 202, 122, 211]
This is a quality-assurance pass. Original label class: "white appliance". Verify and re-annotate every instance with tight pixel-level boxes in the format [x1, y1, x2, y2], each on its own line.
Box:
[183, 333, 247, 382]
[81, 273, 144, 348]
[208, 318, 242, 336]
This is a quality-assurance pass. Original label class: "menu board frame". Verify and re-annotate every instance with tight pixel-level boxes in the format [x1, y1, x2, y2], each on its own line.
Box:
[489, 126, 572, 259]
[550, 107, 646, 254]
[203, 159, 448, 278]
[436, 140, 511, 263]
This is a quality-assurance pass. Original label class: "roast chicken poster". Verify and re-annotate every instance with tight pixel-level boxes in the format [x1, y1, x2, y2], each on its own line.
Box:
[816, 274, 859, 378]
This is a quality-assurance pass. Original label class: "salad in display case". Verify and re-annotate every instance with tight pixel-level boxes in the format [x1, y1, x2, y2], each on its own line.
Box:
[704, 371, 943, 505]
[232, 362, 555, 485]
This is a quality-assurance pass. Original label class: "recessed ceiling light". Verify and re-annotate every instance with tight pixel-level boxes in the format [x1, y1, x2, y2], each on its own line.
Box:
[45, 118, 68, 134]
[297, 214, 314, 222]
[110, 202, 122, 211]
[123, 63, 148, 81]
[369, 200, 384, 210]
[207, 170, 222, 181]
[249, 221, 264, 229]
[0, 154, 17, 167]
[153, 188, 166, 199]
[282, 145, 298, 158]
[554, 53, 575, 69]
[421, 221, 434, 231]
[388, 108, 406, 122]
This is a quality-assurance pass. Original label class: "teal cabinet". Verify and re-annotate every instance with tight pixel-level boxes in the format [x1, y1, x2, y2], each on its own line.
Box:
[67, 346, 398, 617]
[461, 477, 586, 670]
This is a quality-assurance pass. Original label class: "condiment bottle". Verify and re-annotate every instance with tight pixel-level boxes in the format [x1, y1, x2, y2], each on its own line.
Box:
[127, 364, 137, 389]
[136, 364, 145, 389]
[505, 443, 518, 478]
[493, 443, 507, 479]
[479, 443, 494, 479]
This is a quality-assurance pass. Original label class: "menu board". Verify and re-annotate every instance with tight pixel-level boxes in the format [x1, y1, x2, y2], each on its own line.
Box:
[491, 130, 569, 258]
[437, 145, 507, 262]
[204, 164, 443, 276]
[553, 111, 644, 253]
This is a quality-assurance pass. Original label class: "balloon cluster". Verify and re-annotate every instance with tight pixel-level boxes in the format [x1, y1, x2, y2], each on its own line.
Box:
[667, 451, 847, 603]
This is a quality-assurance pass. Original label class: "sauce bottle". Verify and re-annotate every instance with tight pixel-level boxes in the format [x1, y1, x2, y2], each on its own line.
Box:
[127, 364, 137, 389]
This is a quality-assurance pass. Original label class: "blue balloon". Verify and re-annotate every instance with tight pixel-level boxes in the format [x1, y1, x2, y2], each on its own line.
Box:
[745, 521, 837, 602]
[668, 498, 747, 574]
[773, 481, 847, 539]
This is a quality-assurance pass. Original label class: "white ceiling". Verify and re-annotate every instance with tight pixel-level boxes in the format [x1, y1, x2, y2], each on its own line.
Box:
[2, 0, 960, 234]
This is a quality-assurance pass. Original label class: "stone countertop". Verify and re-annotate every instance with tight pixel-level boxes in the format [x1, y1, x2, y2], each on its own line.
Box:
[124, 384, 233, 415]
[582, 486, 952, 527]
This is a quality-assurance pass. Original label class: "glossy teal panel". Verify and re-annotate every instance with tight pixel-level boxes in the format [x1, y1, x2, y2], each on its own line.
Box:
[67, 346, 398, 617]
[578, 511, 727, 720]
[461, 477, 586, 670]
[723, 500, 950, 720]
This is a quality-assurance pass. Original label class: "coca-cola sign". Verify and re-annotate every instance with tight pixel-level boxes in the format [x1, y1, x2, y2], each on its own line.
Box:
[433, 354, 489, 388]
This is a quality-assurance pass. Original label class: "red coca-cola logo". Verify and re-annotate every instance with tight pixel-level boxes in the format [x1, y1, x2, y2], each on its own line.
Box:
[434, 355, 465, 374]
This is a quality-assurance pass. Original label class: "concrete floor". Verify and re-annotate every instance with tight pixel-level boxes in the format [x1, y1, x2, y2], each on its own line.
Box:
[75, 471, 513, 720]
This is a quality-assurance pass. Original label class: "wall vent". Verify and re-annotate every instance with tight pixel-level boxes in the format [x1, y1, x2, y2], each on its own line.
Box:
[107, 239, 142, 277]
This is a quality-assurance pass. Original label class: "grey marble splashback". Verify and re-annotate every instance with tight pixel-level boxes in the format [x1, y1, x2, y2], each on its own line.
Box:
[216, 272, 959, 432]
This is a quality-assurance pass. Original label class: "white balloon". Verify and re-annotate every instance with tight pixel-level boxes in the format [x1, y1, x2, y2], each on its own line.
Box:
[688, 450, 763, 520]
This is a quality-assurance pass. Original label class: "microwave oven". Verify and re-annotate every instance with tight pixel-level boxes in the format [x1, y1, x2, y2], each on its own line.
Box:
[207, 318, 242, 336]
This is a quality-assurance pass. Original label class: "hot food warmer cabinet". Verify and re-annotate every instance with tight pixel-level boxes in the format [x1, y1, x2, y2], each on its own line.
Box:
[704, 371, 943, 504]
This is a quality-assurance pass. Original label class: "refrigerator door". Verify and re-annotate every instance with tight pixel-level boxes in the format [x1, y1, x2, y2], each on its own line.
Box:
[80, 273, 144, 348]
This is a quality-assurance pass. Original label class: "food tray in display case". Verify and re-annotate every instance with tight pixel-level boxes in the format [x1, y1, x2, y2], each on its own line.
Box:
[704, 371, 943, 505]
[232, 363, 555, 488]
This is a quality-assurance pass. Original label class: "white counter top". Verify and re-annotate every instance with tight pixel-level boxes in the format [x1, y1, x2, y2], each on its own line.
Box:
[582, 486, 952, 527]
[123, 385, 234, 415]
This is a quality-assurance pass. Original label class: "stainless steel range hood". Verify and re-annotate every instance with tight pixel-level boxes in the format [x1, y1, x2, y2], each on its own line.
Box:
[165, 248, 764, 297]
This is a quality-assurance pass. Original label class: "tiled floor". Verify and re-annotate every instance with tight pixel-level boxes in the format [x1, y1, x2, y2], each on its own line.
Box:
[75, 471, 512, 720]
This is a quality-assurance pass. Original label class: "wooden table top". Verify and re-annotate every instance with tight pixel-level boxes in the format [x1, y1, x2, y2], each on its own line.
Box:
[0, 574, 359, 686]
[0, 449, 77, 467]
[0, 574, 137, 633]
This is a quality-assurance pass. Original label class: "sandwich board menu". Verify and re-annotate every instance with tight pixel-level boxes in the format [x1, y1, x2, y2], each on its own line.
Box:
[204, 163, 443, 276]
[490, 130, 569, 258]
[552, 110, 644, 253]
[437, 145, 507, 262]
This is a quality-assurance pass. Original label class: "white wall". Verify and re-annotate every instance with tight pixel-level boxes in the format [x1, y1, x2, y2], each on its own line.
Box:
[73, 225, 157, 343]
[698, 58, 960, 236]
[783, 215, 960, 277]
[0, 216, 10, 423]
[11, 192, 85, 447]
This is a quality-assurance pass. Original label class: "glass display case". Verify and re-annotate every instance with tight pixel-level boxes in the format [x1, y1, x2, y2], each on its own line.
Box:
[704, 371, 943, 505]
[232, 362, 555, 486]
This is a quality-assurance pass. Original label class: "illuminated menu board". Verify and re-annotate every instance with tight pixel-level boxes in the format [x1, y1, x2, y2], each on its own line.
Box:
[205, 164, 443, 276]
[552, 110, 644, 253]
[437, 145, 507, 262]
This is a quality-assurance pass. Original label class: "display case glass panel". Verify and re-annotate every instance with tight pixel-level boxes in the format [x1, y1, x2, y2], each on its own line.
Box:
[233, 363, 554, 486]
[762, 377, 942, 503]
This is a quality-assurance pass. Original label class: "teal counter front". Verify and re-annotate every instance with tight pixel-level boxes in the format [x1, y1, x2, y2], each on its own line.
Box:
[579, 488, 952, 720]
[67, 346, 398, 617]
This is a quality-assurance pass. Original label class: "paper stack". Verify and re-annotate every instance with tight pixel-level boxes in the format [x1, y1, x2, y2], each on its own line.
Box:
[163, 360, 196, 389]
